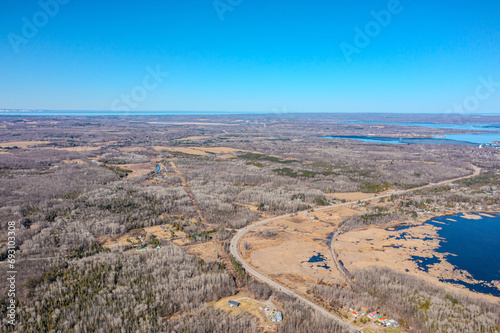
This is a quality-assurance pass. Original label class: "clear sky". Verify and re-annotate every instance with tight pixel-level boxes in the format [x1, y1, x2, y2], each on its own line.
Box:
[1, 0, 499, 113]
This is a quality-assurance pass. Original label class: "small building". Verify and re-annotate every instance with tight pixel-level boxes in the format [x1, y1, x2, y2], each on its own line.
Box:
[270, 317, 277, 323]
[276, 312, 283, 321]
[367, 312, 377, 319]
[227, 300, 240, 308]
[388, 319, 399, 327]
[351, 311, 359, 317]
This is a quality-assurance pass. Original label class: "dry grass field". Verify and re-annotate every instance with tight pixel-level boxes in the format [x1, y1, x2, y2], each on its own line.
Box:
[335, 219, 499, 302]
[176, 136, 208, 141]
[240, 205, 362, 293]
[118, 146, 151, 152]
[184, 240, 222, 262]
[99, 225, 186, 249]
[0, 140, 51, 148]
[119, 162, 156, 178]
[55, 146, 102, 151]
[326, 192, 377, 201]
[211, 293, 277, 332]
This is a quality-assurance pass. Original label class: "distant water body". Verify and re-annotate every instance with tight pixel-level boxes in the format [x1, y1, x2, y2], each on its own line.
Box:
[322, 135, 484, 146]
[336, 121, 500, 145]
[4, 111, 499, 145]
[397, 213, 500, 297]
[344, 121, 500, 132]
[323, 134, 500, 146]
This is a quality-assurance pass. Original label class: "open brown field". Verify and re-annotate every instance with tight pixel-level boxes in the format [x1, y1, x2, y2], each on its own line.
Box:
[326, 192, 377, 201]
[335, 220, 499, 302]
[118, 146, 151, 152]
[100, 225, 185, 249]
[119, 162, 156, 178]
[0, 140, 51, 148]
[153, 146, 208, 155]
[144, 224, 186, 239]
[99, 228, 147, 249]
[240, 194, 500, 303]
[211, 293, 277, 332]
[152, 145, 249, 158]
[184, 240, 221, 262]
[55, 146, 102, 151]
[201, 147, 243, 154]
[176, 136, 208, 141]
[240, 205, 362, 294]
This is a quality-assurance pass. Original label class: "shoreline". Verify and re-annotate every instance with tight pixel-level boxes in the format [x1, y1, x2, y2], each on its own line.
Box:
[337, 211, 500, 300]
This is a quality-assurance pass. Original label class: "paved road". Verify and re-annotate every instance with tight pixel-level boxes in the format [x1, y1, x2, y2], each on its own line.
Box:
[230, 165, 480, 331]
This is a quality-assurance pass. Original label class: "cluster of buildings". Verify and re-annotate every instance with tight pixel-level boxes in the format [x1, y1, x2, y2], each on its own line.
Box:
[227, 301, 284, 324]
[349, 310, 399, 328]
[270, 311, 283, 323]
[366, 312, 399, 328]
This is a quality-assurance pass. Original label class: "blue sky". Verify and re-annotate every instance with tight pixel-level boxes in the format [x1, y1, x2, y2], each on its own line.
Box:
[1, 0, 499, 113]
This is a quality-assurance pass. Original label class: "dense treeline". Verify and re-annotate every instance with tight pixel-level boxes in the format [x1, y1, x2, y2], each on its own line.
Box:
[310, 267, 500, 333]
[273, 292, 350, 333]
[1, 243, 238, 332]
[163, 307, 259, 333]
[338, 208, 407, 232]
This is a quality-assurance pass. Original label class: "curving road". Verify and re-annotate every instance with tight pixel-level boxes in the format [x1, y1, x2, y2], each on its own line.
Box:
[230, 165, 480, 331]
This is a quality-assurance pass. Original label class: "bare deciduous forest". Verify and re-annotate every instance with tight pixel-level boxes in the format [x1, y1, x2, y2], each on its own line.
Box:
[0, 114, 499, 332]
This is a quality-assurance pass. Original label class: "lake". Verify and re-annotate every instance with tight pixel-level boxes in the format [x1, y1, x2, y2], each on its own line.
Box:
[323, 133, 500, 146]
[344, 121, 500, 132]
[322, 135, 485, 146]
[327, 122, 500, 145]
[399, 213, 500, 297]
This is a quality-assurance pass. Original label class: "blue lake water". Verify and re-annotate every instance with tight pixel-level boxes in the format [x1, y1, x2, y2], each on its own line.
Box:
[323, 134, 500, 146]
[406, 213, 500, 297]
[331, 122, 500, 145]
[322, 135, 485, 146]
[344, 121, 500, 132]
[303, 252, 331, 270]
[445, 133, 500, 144]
